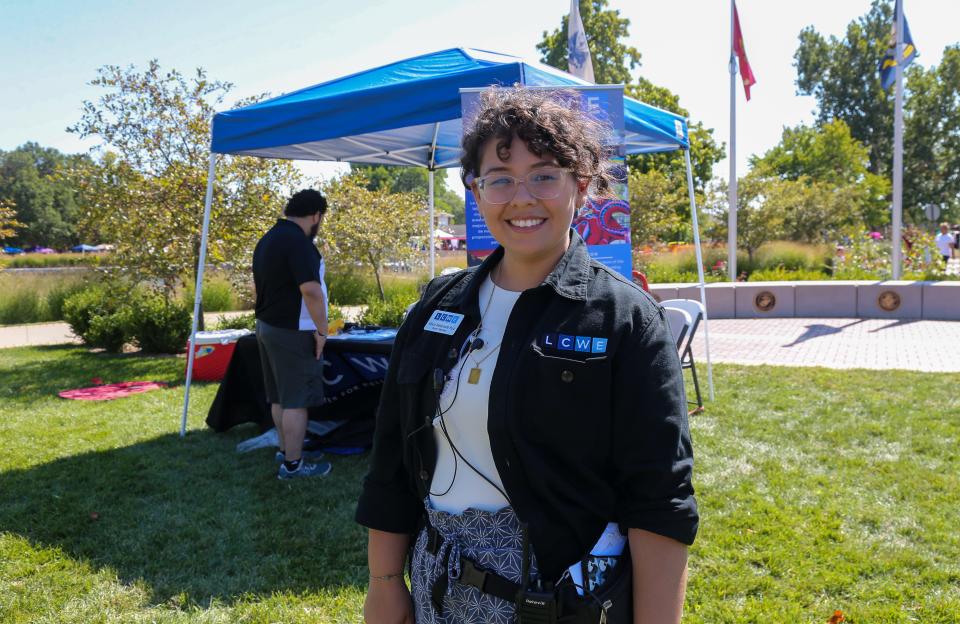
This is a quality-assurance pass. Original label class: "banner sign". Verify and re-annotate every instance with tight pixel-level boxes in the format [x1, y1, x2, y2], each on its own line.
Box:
[460, 86, 631, 279]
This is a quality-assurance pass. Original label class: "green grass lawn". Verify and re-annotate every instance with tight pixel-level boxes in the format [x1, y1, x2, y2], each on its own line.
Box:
[1, 346, 958, 623]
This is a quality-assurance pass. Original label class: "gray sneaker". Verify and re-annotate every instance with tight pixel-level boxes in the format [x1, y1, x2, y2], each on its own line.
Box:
[277, 461, 332, 480]
[275, 449, 325, 463]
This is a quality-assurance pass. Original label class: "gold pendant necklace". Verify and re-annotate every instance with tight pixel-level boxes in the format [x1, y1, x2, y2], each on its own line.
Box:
[467, 269, 501, 384]
[467, 344, 501, 384]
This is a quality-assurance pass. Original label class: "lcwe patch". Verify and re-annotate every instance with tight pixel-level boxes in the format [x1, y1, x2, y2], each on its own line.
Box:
[541, 333, 608, 354]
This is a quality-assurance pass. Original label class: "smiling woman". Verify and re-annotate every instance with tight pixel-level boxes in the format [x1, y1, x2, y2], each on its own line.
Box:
[459, 88, 615, 291]
[357, 86, 697, 624]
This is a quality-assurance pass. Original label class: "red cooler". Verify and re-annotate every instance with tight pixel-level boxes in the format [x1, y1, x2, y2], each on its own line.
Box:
[187, 329, 252, 382]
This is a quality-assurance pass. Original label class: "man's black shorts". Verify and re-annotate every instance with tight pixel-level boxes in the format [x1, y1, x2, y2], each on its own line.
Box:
[255, 319, 325, 409]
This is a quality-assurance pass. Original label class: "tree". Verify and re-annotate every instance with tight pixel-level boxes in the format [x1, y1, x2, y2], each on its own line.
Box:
[322, 173, 428, 301]
[707, 175, 785, 263]
[902, 46, 960, 221]
[67, 61, 302, 294]
[710, 172, 867, 262]
[537, 0, 641, 86]
[794, 0, 894, 175]
[0, 143, 87, 248]
[795, 1, 960, 222]
[749, 120, 890, 227]
[0, 199, 23, 242]
[628, 169, 689, 244]
[351, 164, 465, 223]
[537, 0, 724, 244]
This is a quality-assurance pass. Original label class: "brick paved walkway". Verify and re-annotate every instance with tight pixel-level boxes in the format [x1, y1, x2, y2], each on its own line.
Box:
[4, 314, 959, 373]
[692, 317, 960, 373]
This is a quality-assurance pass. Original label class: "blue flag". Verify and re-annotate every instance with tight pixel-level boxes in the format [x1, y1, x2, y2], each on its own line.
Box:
[878, 8, 918, 90]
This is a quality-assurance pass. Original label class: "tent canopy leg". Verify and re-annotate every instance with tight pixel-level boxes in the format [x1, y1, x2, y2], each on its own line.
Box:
[684, 147, 715, 401]
[181, 152, 217, 437]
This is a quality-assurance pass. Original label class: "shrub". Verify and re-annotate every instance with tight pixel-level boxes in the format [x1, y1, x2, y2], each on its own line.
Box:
[5, 253, 100, 269]
[829, 227, 946, 280]
[214, 312, 256, 332]
[747, 267, 829, 281]
[754, 241, 830, 272]
[62, 284, 123, 341]
[0, 288, 43, 325]
[85, 310, 129, 353]
[636, 246, 736, 284]
[45, 278, 92, 320]
[358, 296, 416, 327]
[127, 294, 192, 353]
[213, 305, 345, 333]
[182, 275, 236, 312]
[381, 274, 427, 302]
[326, 267, 375, 305]
[0, 273, 93, 325]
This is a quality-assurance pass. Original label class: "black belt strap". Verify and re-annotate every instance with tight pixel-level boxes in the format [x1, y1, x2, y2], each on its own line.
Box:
[459, 557, 522, 602]
[426, 524, 522, 609]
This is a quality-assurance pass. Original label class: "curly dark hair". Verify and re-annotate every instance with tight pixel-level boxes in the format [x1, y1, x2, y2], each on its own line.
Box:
[460, 86, 616, 197]
[284, 189, 327, 217]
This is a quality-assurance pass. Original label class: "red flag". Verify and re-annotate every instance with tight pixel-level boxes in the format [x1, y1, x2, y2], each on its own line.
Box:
[733, 3, 756, 100]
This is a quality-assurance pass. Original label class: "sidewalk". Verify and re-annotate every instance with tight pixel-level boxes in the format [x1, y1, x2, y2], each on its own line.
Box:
[691, 317, 960, 373]
[0, 307, 367, 350]
[3, 313, 959, 373]
[0, 311, 252, 349]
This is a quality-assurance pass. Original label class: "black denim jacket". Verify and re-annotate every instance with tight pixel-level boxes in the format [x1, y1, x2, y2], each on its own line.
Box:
[355, 232, 698, 581]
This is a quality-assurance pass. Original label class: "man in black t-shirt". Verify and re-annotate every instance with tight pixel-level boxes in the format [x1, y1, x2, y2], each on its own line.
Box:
[252, 189, 332, 480]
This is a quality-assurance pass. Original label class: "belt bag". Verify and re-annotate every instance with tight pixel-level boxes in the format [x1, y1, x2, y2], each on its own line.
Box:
[425, 523, 632, 624]
[498, 549, 633, 624]
[554, 547, 632, 624]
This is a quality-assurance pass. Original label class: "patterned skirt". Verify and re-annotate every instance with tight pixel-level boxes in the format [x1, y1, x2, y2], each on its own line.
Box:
[410, 501, 538, 624]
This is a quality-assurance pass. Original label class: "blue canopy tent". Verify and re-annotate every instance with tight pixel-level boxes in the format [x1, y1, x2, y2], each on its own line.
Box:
[181, 48, 713, 435]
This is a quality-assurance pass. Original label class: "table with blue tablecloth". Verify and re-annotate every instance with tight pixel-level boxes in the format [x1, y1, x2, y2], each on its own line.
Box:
[206, 326, 396, 448]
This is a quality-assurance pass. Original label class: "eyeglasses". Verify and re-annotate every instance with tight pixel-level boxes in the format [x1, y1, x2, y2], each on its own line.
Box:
[474, 167, 571, 205]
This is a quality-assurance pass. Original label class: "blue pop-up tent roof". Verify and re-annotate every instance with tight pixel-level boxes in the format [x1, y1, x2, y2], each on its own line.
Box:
[184, 48, 714, 438]
[210, 48, 688, 167]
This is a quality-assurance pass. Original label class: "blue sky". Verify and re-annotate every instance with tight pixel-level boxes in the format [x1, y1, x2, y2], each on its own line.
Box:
[2, 0, 957, 182]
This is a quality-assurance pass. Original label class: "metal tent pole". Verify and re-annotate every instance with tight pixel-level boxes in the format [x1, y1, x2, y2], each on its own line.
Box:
[180, 152, 217, 437]
[685, 148, 715, 401]
[429, 170, 436, 278]
[428, 123, 439, 278]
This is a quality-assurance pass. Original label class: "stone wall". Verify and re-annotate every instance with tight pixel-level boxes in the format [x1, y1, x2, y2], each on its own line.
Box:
[647, 281, 960, 320]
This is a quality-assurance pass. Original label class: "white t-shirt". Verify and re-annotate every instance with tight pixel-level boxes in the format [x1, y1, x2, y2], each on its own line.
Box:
[298, 256, 329, 331]
[429, 276, 521, 513]
[935, 232, 955, 256]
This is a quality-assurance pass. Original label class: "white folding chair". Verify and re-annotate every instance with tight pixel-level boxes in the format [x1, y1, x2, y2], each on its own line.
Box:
[661, 298, 705, 413]
[663, 306, 691, 351]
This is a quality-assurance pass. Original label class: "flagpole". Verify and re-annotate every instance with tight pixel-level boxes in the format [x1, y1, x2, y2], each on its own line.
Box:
[728, 0, 738, 281]
[891, 0, 905, 279]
